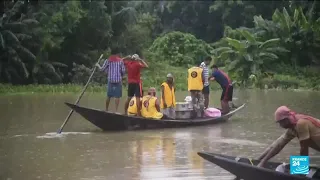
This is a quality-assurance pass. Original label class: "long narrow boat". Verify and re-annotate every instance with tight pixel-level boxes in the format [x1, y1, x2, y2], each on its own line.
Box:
[197, 152, 320, 180]
[65, 103, 245, 131]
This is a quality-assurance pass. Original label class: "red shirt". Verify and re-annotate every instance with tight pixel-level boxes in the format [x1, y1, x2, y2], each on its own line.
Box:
[124, 60, 145, 83]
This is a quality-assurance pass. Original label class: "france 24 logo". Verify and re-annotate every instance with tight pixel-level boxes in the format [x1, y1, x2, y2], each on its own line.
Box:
[290, 156, 309, 175]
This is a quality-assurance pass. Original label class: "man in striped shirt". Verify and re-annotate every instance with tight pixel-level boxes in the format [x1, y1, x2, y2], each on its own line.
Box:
[200, 56, 211, 109]
[96, 48, 126, 113]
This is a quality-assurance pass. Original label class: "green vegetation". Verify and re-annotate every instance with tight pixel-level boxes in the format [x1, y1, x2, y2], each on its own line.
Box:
[1, 0, 320, 94]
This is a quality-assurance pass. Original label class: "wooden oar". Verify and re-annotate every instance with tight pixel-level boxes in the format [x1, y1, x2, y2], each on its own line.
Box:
[57, 54, 104, 134]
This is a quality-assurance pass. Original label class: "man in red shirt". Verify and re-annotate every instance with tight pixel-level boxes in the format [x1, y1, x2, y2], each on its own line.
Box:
[124, 54, 148, 116]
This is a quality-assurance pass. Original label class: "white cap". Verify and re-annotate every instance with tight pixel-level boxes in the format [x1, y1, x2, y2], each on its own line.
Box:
[167, 73, 173, 78]
[132, 54, 139, 60]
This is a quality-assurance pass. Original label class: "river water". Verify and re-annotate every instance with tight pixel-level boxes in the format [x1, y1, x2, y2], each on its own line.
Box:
[1, 89, 320, 180]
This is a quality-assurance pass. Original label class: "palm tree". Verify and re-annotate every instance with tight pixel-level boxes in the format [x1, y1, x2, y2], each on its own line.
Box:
[0, 1, 37, 84]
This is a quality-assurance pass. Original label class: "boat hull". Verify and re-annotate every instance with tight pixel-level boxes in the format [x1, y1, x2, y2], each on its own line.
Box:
[197, 152, 319, 180]
[64, 103, 245, 131]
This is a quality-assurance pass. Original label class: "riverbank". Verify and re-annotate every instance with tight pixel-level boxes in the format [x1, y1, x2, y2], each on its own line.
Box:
[0, 83, 318, 95]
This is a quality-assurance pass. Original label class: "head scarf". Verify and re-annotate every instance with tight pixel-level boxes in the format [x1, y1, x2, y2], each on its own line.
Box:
[274, 106, 320, 127]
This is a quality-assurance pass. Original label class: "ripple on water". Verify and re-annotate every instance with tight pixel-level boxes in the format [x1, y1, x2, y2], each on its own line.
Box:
[35, 132, 91, 139]
[210, 138, 266, 146]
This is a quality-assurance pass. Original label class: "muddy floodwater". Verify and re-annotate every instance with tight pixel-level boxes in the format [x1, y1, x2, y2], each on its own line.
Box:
[1, 89, 320, 180]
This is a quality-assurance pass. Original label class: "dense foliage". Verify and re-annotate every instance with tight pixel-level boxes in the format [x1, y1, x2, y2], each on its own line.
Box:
[1, 0, 320, 90]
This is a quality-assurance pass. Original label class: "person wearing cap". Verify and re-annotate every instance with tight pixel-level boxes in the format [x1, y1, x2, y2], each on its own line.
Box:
[257, 106, 320, 168]
[141, 87, 163, 119]
[187, 64, 205, 118]
[160, 73, 176, 119]
[200, 56, 211, 109]
[123, 52, 148, 116]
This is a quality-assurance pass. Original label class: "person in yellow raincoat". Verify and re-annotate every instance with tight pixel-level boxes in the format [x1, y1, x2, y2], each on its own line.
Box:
[160, 73, 176, 119]
[141, 88, 164, 120]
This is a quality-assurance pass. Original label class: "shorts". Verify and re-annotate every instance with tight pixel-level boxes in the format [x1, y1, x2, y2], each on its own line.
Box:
[202, 86, 210, 95]
[162, 107, 176, 119]
[221, 85, 233, 101]
[128, 82, 142, 97]
[107, 82, 122, 98]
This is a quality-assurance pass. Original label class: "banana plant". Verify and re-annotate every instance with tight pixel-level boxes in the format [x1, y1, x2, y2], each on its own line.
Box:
[212, 29, 288, 82]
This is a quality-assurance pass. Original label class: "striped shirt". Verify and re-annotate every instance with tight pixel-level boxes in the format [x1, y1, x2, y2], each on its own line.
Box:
[200, 62, 209, 86]
[101, 59, 126, 83]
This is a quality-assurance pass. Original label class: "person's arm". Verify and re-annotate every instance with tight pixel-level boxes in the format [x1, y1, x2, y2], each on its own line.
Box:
[100, 59, 109, 72]
[155, 98, 160, 112]
[96, 59, 107, 70]
[161, 85, 167, 108]
[209, 71, 216, 81]
[122, 55, 132, 60]
[137, 58, 149, 68]
[295, 120, 311, 156]
[257, 130, 295, 167]
[202, 70, 205, 84]
[120, 61, 126, 76]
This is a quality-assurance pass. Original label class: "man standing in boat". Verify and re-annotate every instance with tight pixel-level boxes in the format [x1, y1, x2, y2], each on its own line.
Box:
[209, 64, 235, 114]
[141, 87, 163, 119]
[95, 48, 126, 113]
[124, 53, 148, 116]
[187, 65, 205, 118]
[160, 73, 176, 119]
[257, 106, 320, 168]
[200, 57, 211, 109]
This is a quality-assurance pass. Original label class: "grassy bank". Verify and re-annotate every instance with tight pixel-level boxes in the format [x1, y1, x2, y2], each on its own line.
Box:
[1, 77, 319, 96]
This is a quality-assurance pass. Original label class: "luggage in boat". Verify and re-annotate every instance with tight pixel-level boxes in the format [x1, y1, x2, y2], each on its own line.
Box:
[175, 102, 192, 111]
[204, 108, 221, 118]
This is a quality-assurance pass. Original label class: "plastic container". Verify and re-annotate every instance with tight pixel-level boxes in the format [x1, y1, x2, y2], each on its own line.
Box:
[175, 102, 190, 111]
[204, 108, 221, 118]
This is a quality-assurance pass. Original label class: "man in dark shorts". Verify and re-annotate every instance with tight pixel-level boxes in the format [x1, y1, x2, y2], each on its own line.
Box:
[209, 64, 236, 114]
[124, 53, 148, 116]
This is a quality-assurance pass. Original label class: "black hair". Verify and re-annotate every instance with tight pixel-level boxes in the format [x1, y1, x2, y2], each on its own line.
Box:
[211, 64, 218, 69]
[111, 47, 120, 55]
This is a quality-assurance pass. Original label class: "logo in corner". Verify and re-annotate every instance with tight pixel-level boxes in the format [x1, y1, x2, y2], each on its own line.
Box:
[191, 71, 198, 78]
[290, 156, 309, 175]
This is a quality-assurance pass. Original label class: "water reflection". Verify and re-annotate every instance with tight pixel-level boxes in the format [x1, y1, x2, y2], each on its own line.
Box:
[130, 132, 207, 179]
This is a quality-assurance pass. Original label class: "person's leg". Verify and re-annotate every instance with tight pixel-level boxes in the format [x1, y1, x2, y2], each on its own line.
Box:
[170, 107, 176, 119]
[134, 82, 143, 116]
[125, 83, 134, 114]
[114, 83, 122, 113]
[190, 90, 197, 118]
[162, 108, 169, 118]
[105, 97, 111, 111]
[202, 86, 209, 109]
[198, 92, 205, 117]
[220, 86, 230, 114]
[106, 82, 113, 111]
[228, 85, 237, 108]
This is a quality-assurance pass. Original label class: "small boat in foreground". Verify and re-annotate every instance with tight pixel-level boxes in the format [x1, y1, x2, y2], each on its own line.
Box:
[65, 103, 245, 131]
[197, 152, 320, 180]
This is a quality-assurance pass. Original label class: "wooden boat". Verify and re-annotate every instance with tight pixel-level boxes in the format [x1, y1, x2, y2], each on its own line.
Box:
[64, 102, 245, 131]
[197, 152, 320, 180]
